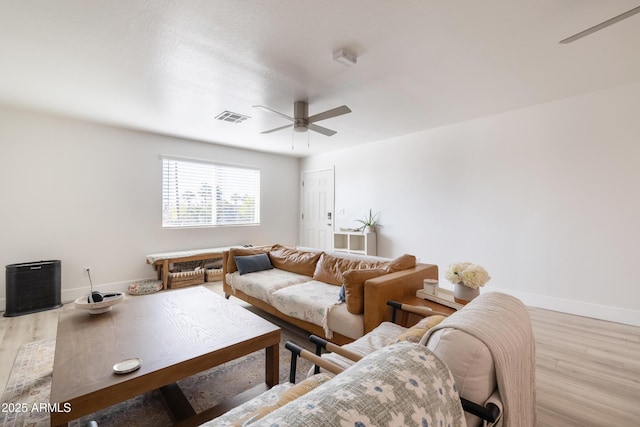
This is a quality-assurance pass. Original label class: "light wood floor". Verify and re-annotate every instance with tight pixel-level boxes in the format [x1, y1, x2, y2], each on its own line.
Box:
[529, 307, 640, 426]
[1, 287, 639, 426]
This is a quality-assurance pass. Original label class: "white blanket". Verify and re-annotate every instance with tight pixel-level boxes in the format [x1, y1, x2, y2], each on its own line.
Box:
[270, 280, 342, 338]
[226, 270, 309, 304]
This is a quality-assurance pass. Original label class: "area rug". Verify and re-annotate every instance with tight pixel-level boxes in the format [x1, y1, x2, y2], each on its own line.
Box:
[0, 329, 314, 427]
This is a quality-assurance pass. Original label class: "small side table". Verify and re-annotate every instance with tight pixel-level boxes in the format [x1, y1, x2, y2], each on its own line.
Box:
[394, 295, 457, 327]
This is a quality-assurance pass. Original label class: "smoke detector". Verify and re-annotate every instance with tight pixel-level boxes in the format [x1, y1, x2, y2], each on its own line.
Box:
[332, 49, 357, 66]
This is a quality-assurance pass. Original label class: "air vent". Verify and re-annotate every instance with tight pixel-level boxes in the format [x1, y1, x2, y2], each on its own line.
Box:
[215, 111, 250, 123]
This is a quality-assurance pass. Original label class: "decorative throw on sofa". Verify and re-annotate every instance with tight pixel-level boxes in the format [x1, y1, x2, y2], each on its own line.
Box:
[213, 341, 466, 427]
[420, 292, 536, 427]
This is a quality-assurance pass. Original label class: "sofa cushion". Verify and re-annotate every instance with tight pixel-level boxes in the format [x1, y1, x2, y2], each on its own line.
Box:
[206, 383, 291, 426]
[209, 373, 333, 426]
[226, 246, 272, 273]
[313, 252, 387, 286]
[268, 244, 322, 277]
[318, 321, 407, 373]
[312, 253, 350, 285]
[226, 269, 310, 304]
[385, 253, 417, 272]
[326, 301, 364, 340]
[342, 268, 388, 314]
[394, 314, 445, 343]
[234, 253, 273, 275]
[425, 328, 496, 427]
[271, 280, 346, 338]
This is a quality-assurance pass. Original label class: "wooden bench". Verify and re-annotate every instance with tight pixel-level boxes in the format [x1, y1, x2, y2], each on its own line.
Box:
[147, 246, 241, 289]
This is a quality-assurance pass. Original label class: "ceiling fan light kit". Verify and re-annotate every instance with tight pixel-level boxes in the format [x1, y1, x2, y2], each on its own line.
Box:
[293, 101, 308, 132]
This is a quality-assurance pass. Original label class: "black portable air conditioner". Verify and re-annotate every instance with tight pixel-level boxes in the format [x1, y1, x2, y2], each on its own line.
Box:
[4, 260, 62, 317]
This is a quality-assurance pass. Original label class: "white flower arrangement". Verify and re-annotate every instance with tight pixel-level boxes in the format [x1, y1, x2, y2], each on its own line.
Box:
[445, 262, 491, 289]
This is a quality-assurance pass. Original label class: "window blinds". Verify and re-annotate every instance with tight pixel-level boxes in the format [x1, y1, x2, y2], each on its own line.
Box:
[162, 157, 260, 227]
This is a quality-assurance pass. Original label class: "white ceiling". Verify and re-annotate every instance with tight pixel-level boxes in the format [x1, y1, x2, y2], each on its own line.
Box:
[1, 1, 639, 157]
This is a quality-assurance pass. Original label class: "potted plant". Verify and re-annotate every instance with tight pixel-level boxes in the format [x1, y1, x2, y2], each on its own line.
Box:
[356, 209, 379, 233]
[445, 262, 491, 304]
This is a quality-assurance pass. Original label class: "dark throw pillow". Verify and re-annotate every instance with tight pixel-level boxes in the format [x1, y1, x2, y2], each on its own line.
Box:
[234, 253, 274, 275]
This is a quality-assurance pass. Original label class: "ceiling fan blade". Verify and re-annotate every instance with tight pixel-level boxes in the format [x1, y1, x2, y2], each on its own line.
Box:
[252, 105, 294, 121]
[307, 105, 352, 124]
[559, 5, 640, 44]
[260, 124, 293, 134]
[308, 123, 337, 136]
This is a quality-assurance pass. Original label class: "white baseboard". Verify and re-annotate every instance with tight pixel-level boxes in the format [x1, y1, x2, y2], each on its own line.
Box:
[0, 277, 157, 314]
[488, 287, 640, 327]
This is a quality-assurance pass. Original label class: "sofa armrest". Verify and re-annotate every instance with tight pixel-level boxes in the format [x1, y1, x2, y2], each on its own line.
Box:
[362, 263, 438, 334]
[222, 251, 230, 290]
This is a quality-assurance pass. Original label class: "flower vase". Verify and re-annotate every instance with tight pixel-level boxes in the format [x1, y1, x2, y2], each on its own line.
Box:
[454, 283, 479, 305]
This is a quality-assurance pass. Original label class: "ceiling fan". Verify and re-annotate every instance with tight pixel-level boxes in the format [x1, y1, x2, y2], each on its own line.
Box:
[559, 5, 640, 44]
[253, 101, 351, 136]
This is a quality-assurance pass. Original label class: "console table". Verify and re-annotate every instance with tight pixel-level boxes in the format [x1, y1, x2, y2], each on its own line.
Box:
[146, 246, 241, 289]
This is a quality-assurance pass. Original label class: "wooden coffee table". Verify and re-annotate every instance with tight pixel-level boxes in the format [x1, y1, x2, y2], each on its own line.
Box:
[50, 286, 280, 427]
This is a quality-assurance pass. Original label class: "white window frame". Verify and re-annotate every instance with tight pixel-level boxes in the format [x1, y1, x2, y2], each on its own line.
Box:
[161, 156, 260, 228]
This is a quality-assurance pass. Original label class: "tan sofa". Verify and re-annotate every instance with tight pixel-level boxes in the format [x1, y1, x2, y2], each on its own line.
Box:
[222, 244, 438, 344]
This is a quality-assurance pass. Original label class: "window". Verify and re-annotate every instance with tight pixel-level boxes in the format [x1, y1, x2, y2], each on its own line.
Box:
[162, 157, 260, 227]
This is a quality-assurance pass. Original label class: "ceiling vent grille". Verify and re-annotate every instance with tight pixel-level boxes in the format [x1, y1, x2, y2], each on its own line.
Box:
[215, 111, 250, 123]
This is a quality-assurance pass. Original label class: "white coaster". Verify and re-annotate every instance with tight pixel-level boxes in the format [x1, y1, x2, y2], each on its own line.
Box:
[113, 358, 142, 374]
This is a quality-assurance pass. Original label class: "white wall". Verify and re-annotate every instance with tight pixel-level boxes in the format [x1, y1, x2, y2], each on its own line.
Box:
[302, 82, 640, 326]
[0, 107, 300, 307]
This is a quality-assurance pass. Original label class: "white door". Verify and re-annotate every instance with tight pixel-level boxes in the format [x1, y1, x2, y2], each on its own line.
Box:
[300, 168, 334, 251]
